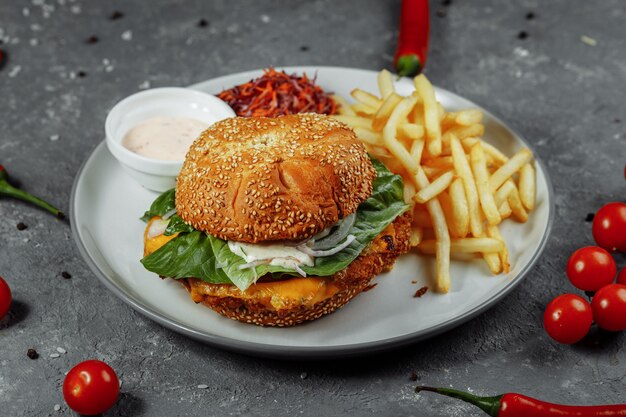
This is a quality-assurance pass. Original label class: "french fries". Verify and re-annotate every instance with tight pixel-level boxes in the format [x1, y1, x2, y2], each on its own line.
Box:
[414, 75, 442, 157]
[489, 148, 533, 192]
[334, 70, 538, 293]
[377, 69, 395, 100]
[332, 115, 372, 129]
[333, 94, 356, 116]
[414, 171, 455, 204]
[448, 178, 470, 238]
[351, 88, 382, 109]
[373, 93, 403, 131]
[486, 224, 510, 274]
[451, 136, 483, 237]
[519, 163, 536, 210]
[414, 168, 451, 293]
[352, 127, 383, 146]
[418, 238, 503, 254]
[470, 143, 501, 225]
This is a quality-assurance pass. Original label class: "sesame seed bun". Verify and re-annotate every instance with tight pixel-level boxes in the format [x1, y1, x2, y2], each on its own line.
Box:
[175, 113, 376, 243]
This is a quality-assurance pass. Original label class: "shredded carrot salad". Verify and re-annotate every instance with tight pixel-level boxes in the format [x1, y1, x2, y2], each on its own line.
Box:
[217, 68, 337, 117]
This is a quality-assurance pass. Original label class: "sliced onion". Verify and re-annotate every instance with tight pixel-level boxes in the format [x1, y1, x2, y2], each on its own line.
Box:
[147, 219, 170, 239]
[312, 213, 356, 250]
[162, 208, 177, 220]
[298, 234, 356, 257]
[312, 226, 332, 241]
[237, 260, 270, 270]
[292, 262, 307, 277]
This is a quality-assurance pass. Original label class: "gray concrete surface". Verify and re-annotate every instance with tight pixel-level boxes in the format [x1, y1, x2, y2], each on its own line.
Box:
[1, 0, 625, 416]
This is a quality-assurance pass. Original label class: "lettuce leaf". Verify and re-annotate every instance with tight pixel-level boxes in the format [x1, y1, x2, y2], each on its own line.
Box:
[140, 188, 176, 222]
[140, 158, 409, 291]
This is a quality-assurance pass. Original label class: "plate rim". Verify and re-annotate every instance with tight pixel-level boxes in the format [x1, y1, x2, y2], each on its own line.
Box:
[70, 66, 555, 359]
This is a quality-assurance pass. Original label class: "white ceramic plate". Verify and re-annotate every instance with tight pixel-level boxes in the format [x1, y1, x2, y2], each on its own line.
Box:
[71, 67, 554, 359]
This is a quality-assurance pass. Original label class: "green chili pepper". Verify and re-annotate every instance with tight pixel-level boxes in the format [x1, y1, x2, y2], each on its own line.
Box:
[0, 165, 64, 219]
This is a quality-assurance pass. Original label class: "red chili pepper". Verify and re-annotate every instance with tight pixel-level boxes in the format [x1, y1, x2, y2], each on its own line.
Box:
[416, 386, 626, 417]
[0, 165, 64, 219]
[393, 0, 430, 78]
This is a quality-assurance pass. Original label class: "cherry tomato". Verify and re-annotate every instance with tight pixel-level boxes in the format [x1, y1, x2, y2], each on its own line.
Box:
[592, 202, 626, 253]
[543, 294, 593, 344]
[618, 267, 626, 285]
[0, 276, 11, 320]
[591, 284, 626, 332]
[63, 360, 119, 415]
[566, 246, 617, 291]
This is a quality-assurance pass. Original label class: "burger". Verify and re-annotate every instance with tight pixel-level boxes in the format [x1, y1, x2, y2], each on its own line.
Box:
[140, 113, 411, 326]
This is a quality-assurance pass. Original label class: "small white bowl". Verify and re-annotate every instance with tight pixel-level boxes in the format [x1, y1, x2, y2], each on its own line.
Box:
[105, 87, 236, 192]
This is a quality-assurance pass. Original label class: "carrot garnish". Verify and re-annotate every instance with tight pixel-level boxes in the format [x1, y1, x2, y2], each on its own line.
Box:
[217, 68, 337, 118]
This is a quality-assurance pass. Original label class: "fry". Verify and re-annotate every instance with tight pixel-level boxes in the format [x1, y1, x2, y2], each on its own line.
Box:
[422, 165, 448, 179]
[519, 163, 536, 211]
[351, 103, 377, 116]
[353, 127, 383, 146]
[455, 109, 483, 126]
[412, 102, 425, 126]
[499, 201, 512, 218]
[489, 148, 533, 192]
[443, 124, 485, 145]
[437, 191, 455, 236]
[451, 136, 483, 237]
[410, 227, 423, 247]
[423, 156, 454, 169]
[332, 95, 356, 116]
[402, 184, 416, 210]
[487, 224, 510, 273]
[351, 88, 383, 109]
[409, 137, 425, 162]
[366, 145, 391, 158]
[418, 238, 503, 254]
[494, 181, 516, 207]
[414, 168, 451, 293]
[438, 102, 445, 122]
[461, 137, 479, 150]
[470, 143, 501, 225]
[414, 74, 442, 156]
[377, 69, 395, 99]
[449, 178, 469, 238]
[332, 115, 372, 129]
[483, 251, 502, 274]
[398, 123, 425, 140]
[480, 141, 509, 166]
[414, 171, 455, 204]
[382, 95, 420, 173]
[372, 93, 403, 131]
[508, 184, 529, 223]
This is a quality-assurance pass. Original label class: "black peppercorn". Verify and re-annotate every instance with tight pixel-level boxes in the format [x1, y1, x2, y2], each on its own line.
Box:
[109, 11, 124, 20]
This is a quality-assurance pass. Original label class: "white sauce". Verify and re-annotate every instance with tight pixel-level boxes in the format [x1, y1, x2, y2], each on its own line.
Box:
[122, 116, 208, 160]
[228, 241, 314, 269]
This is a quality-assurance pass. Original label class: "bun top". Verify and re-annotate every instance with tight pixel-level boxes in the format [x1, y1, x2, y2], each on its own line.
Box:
[176, 113, 375, 243]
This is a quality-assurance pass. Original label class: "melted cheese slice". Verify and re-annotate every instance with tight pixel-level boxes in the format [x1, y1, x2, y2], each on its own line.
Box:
[143, 217, 179, 256]
[143, 217, 340, 310]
